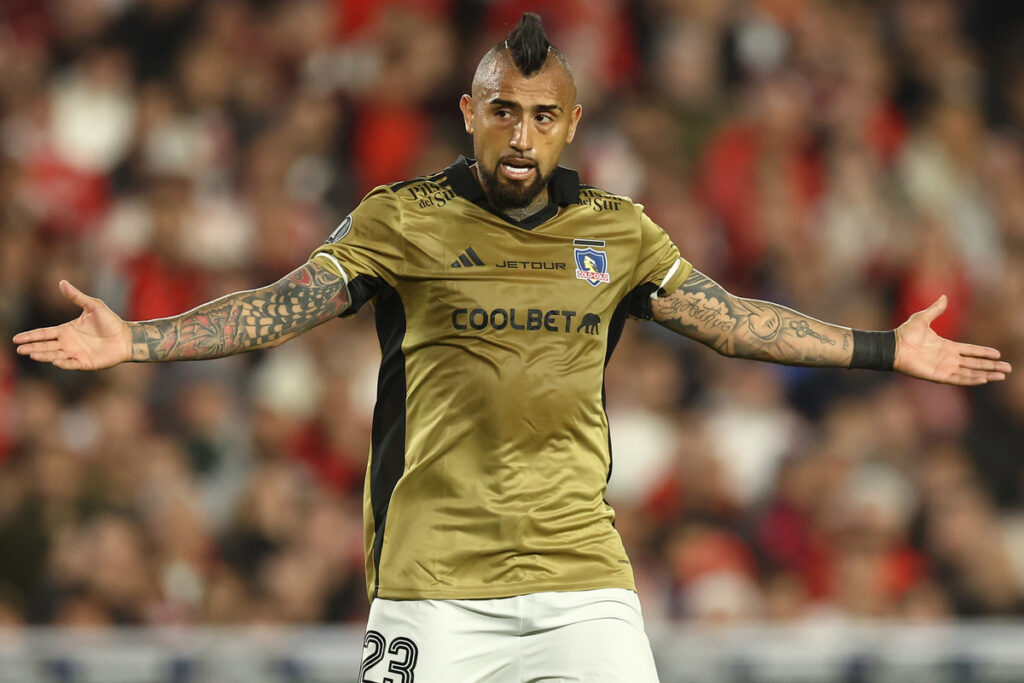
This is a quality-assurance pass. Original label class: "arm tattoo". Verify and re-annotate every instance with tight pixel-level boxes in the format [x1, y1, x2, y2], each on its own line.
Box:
[128, 262, 349, 361]
[652, 270, 853, 367]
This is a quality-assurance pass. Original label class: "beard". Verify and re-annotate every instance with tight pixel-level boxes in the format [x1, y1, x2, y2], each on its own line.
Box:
[477, 159, 553, 210]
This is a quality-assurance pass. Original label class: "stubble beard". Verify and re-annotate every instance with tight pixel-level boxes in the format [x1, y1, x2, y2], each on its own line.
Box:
[477, 161, 553, 210]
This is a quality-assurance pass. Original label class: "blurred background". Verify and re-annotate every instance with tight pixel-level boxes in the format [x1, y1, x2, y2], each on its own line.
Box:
[1, 0, 1023, 680]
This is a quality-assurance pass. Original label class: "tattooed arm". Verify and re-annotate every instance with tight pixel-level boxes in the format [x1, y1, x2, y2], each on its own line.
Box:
[13, 262, 349, 370]
[652, 269, 1011, 384]
[653, 269, 851, 366]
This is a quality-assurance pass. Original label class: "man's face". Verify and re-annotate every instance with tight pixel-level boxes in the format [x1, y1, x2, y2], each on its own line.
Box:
[460, 54, 582, 210]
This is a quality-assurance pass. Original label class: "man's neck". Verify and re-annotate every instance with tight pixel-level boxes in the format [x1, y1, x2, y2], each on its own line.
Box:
[500, 189, 551, 222]
[469, 163, 552, 222]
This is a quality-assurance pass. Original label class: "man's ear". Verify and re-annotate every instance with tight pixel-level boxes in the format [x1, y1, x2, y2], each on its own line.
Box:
[565, 104, 583, 144]
[459, 94, 474, 134]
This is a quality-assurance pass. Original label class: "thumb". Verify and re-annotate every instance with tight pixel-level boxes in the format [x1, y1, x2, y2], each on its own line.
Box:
[58, 280, 95, 310]
[919, 294, 948, 326]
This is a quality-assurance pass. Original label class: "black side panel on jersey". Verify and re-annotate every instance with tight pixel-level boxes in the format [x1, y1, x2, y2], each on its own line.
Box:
[369, 282, 407, 598]
[600, 282, 661, 484]
[345, 275, 385, 315]
[601, 291, 633, 485]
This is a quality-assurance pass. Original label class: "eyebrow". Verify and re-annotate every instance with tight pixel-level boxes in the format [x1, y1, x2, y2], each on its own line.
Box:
[488, 97, 563, 113]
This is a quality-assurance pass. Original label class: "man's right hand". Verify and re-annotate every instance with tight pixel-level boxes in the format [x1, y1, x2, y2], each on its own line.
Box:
[14, 262, 350, 368]
[13, 280, 132, 370]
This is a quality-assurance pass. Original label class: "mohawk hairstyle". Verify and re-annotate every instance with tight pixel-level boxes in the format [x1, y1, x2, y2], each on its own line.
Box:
[472, 12, 574, 88]
[503, 12, 555, 76]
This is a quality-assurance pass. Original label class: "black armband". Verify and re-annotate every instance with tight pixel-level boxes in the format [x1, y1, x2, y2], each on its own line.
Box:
[849, 330, 896, 371]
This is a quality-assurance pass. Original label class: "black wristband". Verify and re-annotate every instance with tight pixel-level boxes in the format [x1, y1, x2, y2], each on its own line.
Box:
[849, 330, 896, 371]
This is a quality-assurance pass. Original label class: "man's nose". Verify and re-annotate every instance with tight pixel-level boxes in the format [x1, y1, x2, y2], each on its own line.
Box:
[510, 120, 532, 151]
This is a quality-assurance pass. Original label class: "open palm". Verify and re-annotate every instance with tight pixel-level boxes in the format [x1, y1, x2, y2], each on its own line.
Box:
[13, 280, 132, 370]
[895, 295, 1011, 386]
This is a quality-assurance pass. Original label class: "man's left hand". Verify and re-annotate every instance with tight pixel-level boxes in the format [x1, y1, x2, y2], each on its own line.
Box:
[895, 295, 1012, 385]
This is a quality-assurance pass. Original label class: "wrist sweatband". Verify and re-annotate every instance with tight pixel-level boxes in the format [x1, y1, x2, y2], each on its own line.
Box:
[849, 330, 896, 371]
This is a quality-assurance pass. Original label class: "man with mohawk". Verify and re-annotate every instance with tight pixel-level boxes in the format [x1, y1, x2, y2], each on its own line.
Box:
[15, 12, 1011, 682]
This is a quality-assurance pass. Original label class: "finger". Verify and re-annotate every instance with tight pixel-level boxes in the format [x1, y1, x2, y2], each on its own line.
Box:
[52, 357, 86, 371]
[949, 372, 990, 386]
[953, 369, 1007, 385]
[16, 340, 67, 356]
[957, 343, 1002, 360]
[959, 357, 1013, 373]
[919, 295, 948, 325]
[58, 280, 97, 310]
[12, 327, 61, 344]
[27, 349, 71, 363]
[961, 356, 1013, 374]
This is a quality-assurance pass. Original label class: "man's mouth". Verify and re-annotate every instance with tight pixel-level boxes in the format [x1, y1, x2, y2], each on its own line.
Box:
[499, 158, 536, 181]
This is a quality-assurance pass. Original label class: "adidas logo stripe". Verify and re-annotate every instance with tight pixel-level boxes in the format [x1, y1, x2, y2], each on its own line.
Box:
[451, 247, 484, 268]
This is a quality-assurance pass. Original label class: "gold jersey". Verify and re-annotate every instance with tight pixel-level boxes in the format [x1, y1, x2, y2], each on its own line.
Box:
[310, 157, 691, 602]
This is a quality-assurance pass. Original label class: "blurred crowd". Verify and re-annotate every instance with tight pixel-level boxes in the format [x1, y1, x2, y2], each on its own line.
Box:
[1, 0, 1023, 629]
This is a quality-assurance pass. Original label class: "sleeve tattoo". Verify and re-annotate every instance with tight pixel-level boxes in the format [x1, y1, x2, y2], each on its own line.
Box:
[652, 269, 854, 367]
[129, 262, 350, 361]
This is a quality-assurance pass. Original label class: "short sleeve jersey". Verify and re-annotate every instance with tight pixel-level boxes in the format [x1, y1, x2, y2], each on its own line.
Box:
[310, 157, 692, 602]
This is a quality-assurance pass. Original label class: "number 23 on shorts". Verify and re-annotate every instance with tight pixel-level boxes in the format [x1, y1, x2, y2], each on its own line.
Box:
[359, 630, 419, 683]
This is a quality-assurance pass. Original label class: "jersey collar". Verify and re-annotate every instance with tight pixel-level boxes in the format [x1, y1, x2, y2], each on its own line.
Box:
[444, 156, 581, 230]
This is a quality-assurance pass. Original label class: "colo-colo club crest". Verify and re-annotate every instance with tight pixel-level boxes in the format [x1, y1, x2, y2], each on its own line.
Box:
[573, 239, 610, 286]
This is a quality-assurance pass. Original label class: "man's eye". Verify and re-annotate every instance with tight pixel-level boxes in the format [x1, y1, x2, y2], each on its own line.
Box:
[536, 114, 552, 123]
[496, 110, 511, 118]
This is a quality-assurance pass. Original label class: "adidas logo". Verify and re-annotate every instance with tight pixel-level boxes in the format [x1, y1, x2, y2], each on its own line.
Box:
[451, 247, 484, 268]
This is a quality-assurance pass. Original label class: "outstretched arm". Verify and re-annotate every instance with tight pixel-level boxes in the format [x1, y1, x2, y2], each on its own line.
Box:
[652, 269, 1011, 386]
[13, 261, 349, 370]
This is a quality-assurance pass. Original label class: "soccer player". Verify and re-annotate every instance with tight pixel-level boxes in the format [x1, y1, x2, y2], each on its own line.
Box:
[13, 12, 1011, 682]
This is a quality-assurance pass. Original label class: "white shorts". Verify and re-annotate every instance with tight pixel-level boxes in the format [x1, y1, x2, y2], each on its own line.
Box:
[358, 588, 660, 683]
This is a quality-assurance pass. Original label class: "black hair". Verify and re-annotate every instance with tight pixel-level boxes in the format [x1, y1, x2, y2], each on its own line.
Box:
[472, 12, 573, 87]
[503, 13, 556, 76]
